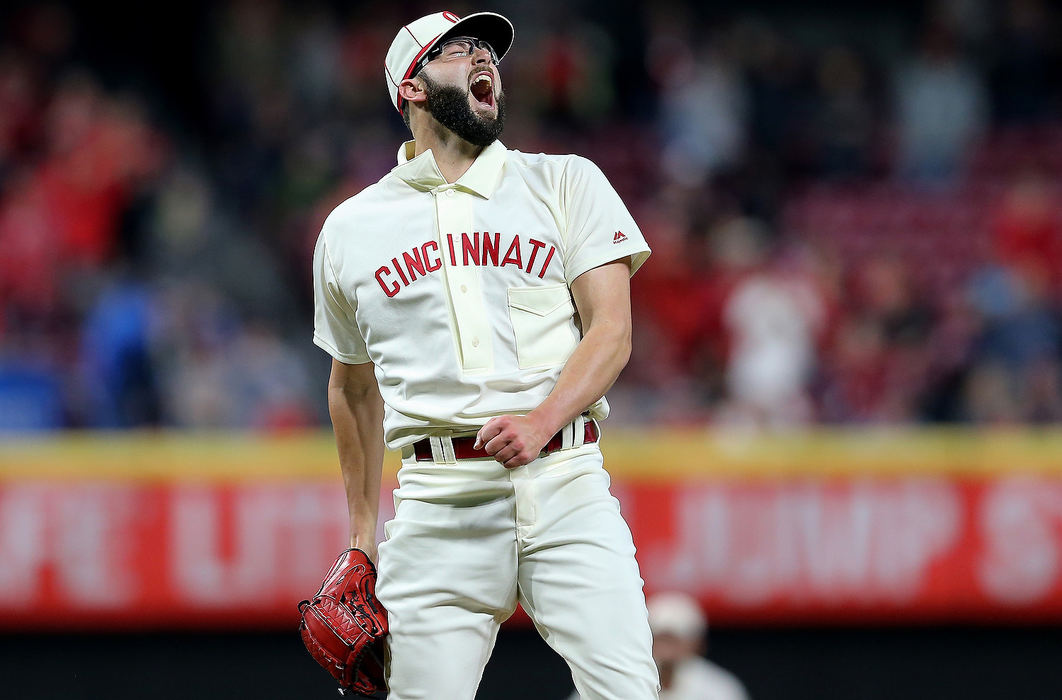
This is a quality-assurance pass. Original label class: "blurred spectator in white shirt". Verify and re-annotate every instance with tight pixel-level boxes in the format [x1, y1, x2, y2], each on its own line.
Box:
[716, 226, 827, 429]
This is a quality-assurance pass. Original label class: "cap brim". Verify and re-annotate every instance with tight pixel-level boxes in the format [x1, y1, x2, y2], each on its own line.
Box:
[435, 12, 514, 65]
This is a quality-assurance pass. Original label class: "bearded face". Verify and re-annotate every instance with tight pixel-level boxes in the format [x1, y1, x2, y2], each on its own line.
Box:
[420, 71, 506, 147]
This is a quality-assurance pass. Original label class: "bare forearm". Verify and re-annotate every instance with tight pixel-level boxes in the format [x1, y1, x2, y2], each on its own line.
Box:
[528, 319, 630, 436]
[328, 370, 385, 552]
[476, 261, 634, 468]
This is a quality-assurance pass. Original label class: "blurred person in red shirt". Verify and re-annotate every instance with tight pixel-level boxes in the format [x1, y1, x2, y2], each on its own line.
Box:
[818, 254, 934, 423]
[992, 168, 1062, 294]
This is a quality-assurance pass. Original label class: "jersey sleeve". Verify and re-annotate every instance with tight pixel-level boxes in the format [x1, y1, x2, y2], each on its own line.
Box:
[312, 231, 371, 364]
[559, 155, 651, 285]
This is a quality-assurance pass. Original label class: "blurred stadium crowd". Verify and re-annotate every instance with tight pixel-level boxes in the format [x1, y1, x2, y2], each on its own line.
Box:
[1, 0, 1061, 431]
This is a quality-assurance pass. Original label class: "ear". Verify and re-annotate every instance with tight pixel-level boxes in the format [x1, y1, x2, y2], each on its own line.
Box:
[398, 77, 426, 108]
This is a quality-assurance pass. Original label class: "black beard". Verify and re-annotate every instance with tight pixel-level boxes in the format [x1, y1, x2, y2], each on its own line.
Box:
[421, 72, 506, 147]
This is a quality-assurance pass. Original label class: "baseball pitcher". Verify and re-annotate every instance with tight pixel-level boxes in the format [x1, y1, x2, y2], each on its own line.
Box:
[305, 10, 659, 699]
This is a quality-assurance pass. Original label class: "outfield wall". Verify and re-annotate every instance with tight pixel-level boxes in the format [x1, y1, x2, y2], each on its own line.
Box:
[3, 429, 1062, 629]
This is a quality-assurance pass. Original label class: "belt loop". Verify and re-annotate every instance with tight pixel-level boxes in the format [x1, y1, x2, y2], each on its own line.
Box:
[561, 420, 575, 450]
[429, 437, 444, 463]
[572, 414, 586, 448]
[441, 436, 457, 463]
[429, 436, 458, 464]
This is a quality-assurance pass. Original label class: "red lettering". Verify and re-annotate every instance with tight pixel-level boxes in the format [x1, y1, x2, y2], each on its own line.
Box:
[391, 257, 409, 285]
[402, 248, 426, 281]
[447, 234, 457, 266]
[502, 235, 523, 269]
[482, 232, 501, 266]
[525, 238, 546, 274]
[375, 266, 400, 297]
[537, 245, 556, 279]
[422, 241, 441, 272]
[461, 232, 480, 266]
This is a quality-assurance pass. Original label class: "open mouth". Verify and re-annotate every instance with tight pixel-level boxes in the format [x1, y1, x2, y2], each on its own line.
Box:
[470, 72, 495, 109]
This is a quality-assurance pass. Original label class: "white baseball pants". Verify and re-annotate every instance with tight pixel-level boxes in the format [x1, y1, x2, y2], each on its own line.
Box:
[376, 442, 659, 699]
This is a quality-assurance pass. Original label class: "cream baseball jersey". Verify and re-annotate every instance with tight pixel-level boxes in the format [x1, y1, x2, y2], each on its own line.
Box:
[312, 139, 650, 449]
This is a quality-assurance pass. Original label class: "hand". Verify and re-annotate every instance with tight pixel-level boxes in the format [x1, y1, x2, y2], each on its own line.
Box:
[474, 414, 554, 469]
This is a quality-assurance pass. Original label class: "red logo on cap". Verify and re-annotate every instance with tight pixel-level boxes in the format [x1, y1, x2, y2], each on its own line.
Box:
[442, 11, 460, 22]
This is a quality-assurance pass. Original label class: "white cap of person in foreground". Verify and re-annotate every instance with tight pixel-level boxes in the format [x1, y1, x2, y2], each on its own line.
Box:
[649, 592, 749, 700]
[566, 591, 750, 700]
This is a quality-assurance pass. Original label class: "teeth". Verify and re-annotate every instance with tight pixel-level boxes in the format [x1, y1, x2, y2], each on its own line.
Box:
[472, 74, 492, 88]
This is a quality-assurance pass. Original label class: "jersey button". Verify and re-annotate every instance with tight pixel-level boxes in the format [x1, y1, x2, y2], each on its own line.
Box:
[460, 284, 468, 293]
[471, 337, 480, 348]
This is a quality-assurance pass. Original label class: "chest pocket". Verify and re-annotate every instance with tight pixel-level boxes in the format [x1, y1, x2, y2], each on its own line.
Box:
[507, 283, 579, 369]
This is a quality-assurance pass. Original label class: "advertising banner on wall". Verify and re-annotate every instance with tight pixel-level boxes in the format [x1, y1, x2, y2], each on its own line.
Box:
[2, 431, 1062, 628]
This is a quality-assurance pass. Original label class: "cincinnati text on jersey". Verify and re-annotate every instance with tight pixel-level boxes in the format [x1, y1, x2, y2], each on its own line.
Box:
[375, 231, 558, 297]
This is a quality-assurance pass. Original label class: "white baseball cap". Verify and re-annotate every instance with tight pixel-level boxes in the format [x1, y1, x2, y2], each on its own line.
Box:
[384, 10, 515, 114]
[647, 592, 707, 640]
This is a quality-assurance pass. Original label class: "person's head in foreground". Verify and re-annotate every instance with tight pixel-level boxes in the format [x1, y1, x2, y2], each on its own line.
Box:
[648, 591, 708, 679]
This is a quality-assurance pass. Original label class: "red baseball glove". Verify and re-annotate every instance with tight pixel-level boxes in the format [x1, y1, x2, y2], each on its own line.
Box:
[298, 548, 388, 697]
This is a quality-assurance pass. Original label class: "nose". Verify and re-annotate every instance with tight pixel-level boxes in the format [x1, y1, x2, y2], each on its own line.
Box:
[471, 44, 492, 65]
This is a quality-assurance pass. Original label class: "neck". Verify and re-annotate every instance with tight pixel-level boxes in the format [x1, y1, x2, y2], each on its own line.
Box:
[413, 121, 484, 183]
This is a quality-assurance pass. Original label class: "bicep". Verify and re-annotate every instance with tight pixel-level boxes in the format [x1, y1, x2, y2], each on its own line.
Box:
[569, 260, 632, 332]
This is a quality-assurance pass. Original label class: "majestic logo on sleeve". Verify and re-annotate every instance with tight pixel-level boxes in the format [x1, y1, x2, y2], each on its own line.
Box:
[374, 232, 558, 298]
[613, 231, 628, 244]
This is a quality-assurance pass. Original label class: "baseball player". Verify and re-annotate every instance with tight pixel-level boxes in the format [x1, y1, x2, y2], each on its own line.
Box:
[312, 10, 658, 699]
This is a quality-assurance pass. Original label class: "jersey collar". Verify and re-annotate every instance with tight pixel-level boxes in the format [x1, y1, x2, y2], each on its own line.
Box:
[392, 139, 507, 198]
